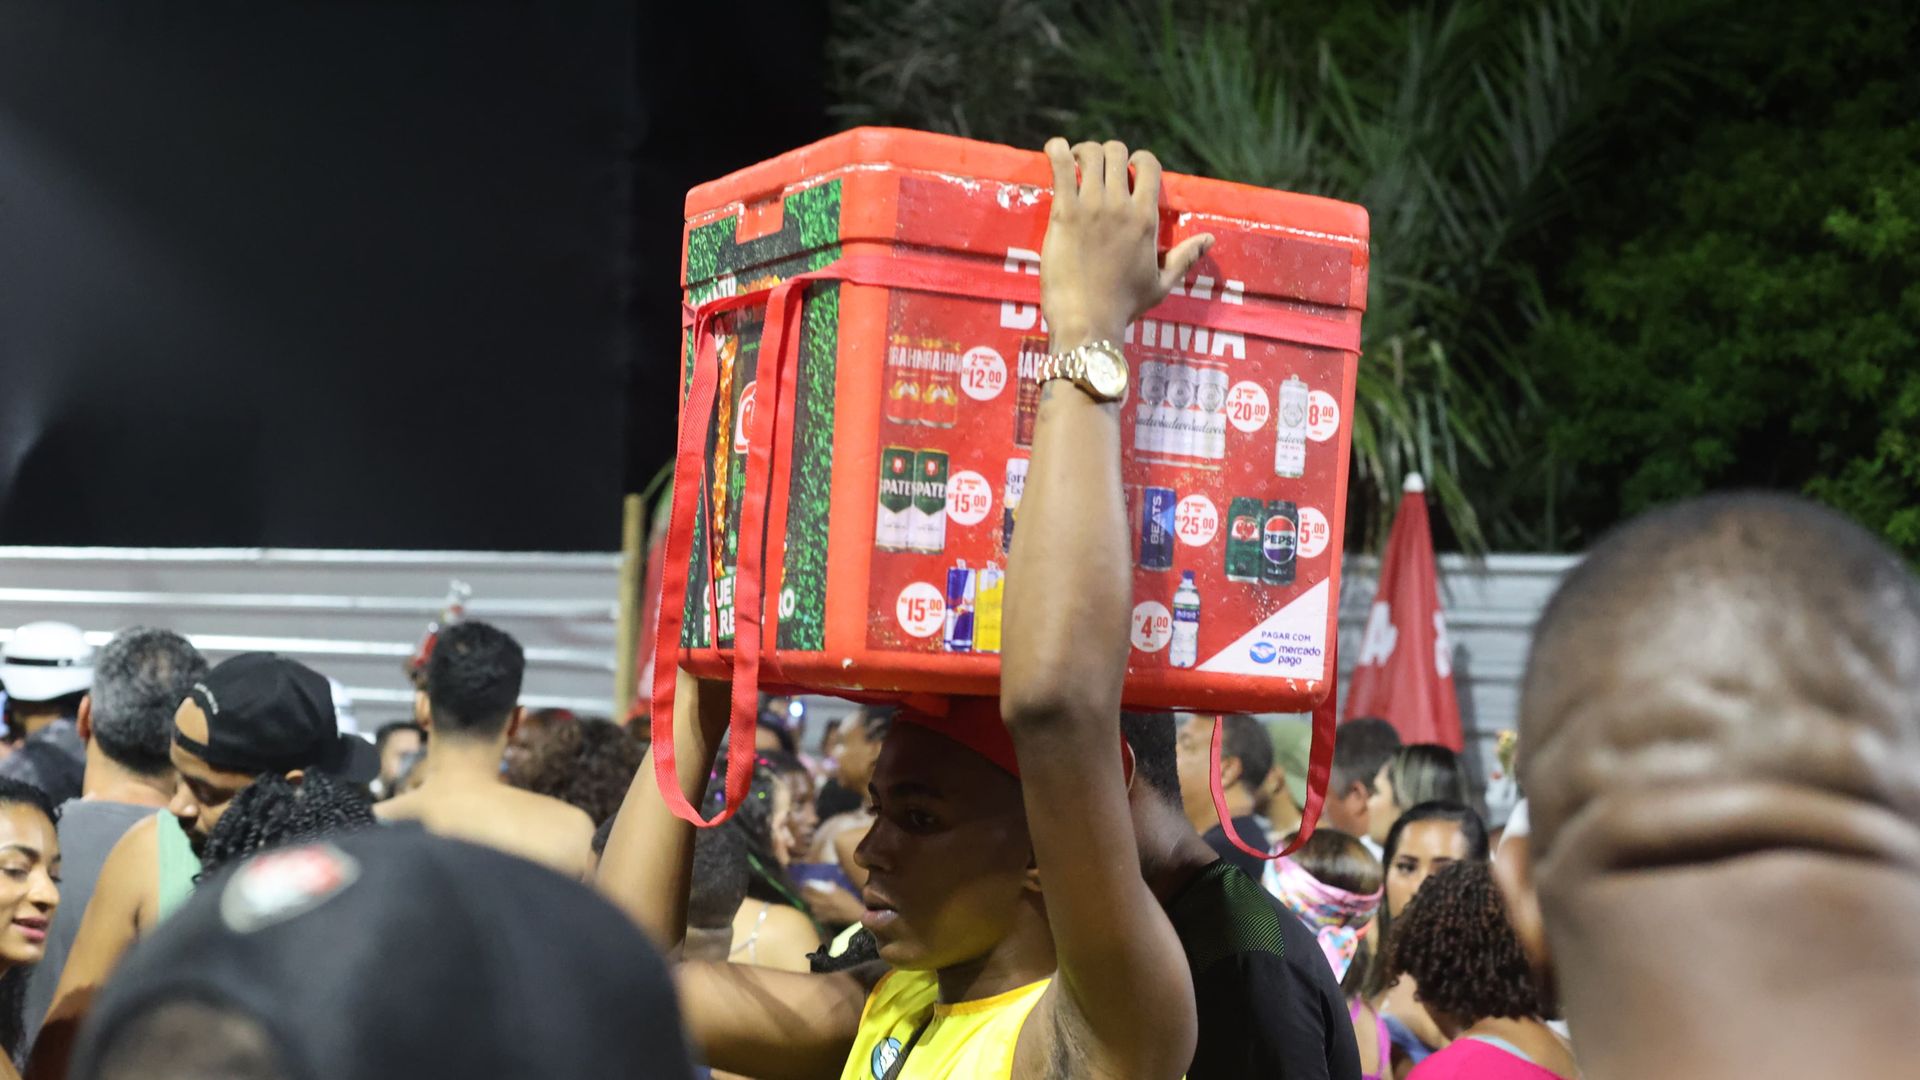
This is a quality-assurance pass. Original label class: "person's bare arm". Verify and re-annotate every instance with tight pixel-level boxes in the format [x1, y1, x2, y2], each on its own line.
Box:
[999, 137, 1210, 1080]
[596, 667, 730, 946]
[44, 819, 157, 1033]
[596, 669, 866, 1069]
[677, 962, 878, 1079]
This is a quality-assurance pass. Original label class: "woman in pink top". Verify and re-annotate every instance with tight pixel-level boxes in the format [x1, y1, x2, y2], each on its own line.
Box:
[1384, 861, 1576, 1079]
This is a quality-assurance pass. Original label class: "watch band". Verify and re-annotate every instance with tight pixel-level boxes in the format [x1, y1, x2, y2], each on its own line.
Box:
[1035, 345, 1085, 385]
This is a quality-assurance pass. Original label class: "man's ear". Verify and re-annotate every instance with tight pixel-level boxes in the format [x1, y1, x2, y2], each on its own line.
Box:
[505, 705, 526, 742]
[1493, 834, 1557, 1008]
[1120, 738, 1137, 792]
[76, 694, 93, 743]
[1024, 850, 1043, 894]
[413, 691, 432, 730]
[1219, 755, 1243, 792]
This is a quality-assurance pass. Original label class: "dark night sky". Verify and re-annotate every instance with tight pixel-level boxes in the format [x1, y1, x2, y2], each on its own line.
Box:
[0, 1, 829, 550]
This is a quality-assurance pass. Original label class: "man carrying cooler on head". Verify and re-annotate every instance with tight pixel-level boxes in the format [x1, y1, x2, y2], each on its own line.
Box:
[600, 137, 1210, 1080]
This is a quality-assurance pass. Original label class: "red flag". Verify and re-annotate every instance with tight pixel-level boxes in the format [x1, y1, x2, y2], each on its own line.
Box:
[1343, 474, 1462, 749]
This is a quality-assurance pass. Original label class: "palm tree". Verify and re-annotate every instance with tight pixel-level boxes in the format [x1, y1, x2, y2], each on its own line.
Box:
[830, 0, 1680, 550]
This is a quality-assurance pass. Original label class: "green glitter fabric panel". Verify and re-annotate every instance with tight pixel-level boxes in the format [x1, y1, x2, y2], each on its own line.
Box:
[677, 180, 844, 654]
[676, 217, 737, 649]
[775, 181, 843, 651]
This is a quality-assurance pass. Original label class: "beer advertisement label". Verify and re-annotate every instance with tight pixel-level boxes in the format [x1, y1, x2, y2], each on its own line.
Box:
[960, 346, 1008, 402]
[1297, 506, 1331, 559]
[1131, 601, 1173, 653]
[945, 470, 993, 527]
[1225, 381, 1271, 433]
[1175, 494, 1219, 547]
[1306, 389, 1341, 442]
[862, 178, 1351, 683]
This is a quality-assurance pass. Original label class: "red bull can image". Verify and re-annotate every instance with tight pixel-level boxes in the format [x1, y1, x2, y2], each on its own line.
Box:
[1139, 486, 1177, 571]
[1261, 500, 1298, 586]
[943, 562, 976, 653]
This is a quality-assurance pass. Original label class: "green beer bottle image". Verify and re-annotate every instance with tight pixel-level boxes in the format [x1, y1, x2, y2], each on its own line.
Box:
[909, 449, 950, 554]
[876, 446, 916, 552]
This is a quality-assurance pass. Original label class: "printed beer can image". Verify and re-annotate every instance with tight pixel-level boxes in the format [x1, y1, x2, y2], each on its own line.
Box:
[920, 338, 962, 429]
[883, 334, 922, 427]
[1224, 496, 1266, 582]
[875, 446, 916, 551]
[1139, 485, 1177, 571]
[1134, 360, 1169, 455]
[1275, 375, 1309, 478]
[909, 449, 950, 554]
[943, 562, 976, 653]
[1194, 367, 1229, 459]
[1001, 456, 1029, 554]
[1261, 500, 1299, 586]
[1014, 337, 1046, 447]
[974, 564, 1005, 654]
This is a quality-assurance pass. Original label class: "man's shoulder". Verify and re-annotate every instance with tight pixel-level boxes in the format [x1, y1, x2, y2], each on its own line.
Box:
[505, 787, 595, 832]
[373, 791, 422, 821]
[1168, 861, 1338, 983]
[58, 801, 159, 856]
[1168, 861, 1292, 967]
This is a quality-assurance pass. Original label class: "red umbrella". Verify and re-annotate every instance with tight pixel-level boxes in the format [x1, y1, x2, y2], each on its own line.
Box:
[1342, 473, 1462, 749]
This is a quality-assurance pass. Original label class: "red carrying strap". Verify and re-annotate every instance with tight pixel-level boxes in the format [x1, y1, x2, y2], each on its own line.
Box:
[654, 253, 1361, 827]
[1210, 641, 1340, 860]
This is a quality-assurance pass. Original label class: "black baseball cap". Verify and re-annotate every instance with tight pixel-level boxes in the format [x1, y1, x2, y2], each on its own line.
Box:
[179, 653, 377, 784]
[72, 828, 695, 1080]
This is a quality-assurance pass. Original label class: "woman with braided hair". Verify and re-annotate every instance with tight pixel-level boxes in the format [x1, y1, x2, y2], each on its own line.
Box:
[197, 772, 376, 877]
[701, 754, 821, 972]
[1384, 860, 1575, 1079]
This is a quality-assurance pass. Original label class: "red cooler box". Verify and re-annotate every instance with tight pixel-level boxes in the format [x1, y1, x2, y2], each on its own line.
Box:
[657, 128, 1367, 720]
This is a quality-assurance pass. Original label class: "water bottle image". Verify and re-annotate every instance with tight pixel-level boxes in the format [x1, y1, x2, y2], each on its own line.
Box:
[1170, 571, 1200, 669]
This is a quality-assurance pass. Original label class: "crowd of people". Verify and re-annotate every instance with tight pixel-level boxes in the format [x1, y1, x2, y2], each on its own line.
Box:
[0, 135, 1907, 1079]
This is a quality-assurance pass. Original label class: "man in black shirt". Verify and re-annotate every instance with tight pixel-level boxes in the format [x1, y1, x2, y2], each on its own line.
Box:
[1126, 711, 1361, 1080]
[1176, 712, 1277, 878]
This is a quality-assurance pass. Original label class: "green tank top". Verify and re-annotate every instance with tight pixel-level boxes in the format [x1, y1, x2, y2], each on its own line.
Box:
[153, 813, 199, 921]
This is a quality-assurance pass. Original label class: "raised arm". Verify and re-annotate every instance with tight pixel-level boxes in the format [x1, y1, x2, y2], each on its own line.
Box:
[596, 669, 870, 1076]
[999, 137, 1211, 1080]
[596, 666, 727, 945]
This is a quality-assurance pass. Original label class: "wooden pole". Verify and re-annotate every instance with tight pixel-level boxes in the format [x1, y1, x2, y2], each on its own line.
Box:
[612, 492, 646, 720]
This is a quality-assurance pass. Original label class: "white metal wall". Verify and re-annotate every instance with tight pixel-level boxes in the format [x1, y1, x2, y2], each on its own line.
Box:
[1338, 553, 1580, 796]
[0, 548, 1577, 768]
[0, 548, 622, 731]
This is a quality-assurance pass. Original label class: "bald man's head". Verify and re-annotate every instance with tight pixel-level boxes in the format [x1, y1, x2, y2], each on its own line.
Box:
[1514, 502, 1920, 1079]
[1520, 493, 1920, 875]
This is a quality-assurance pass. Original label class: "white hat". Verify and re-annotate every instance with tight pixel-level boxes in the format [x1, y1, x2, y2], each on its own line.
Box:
[1, 621, 96, 702]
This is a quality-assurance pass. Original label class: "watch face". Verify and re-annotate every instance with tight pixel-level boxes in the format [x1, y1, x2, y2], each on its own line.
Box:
[1087, 347, 1129, 400]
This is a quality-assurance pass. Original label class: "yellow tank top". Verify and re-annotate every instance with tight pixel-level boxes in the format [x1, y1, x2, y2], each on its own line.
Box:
[838, 969, 1050, 1080]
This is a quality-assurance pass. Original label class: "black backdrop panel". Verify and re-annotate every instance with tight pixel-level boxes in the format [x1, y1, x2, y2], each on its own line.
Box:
[0, 2, 639, 549]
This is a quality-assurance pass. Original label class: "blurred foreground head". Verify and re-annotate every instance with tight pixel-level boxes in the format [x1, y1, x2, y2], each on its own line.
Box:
[1519, 493, 1920, 1079]
[74, 829, 692, 1080]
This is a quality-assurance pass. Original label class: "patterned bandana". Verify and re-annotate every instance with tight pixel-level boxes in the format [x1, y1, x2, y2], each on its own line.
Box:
[1264, 855, 1383, 980]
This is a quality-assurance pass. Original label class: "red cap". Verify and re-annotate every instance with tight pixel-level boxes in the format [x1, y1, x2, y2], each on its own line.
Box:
[896, 695, 1020, 777]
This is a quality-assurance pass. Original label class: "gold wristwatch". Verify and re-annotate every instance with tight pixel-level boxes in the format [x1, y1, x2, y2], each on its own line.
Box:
[1035, 340, 1130, 402]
